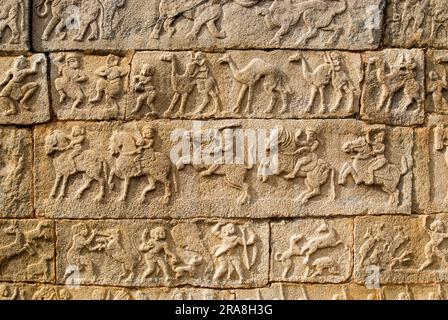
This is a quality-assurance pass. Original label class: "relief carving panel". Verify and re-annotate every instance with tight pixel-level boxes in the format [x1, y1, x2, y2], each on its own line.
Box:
[32, 0, 384, 51]
[56, 219, 269, 288]
[34, 120, 412, 218]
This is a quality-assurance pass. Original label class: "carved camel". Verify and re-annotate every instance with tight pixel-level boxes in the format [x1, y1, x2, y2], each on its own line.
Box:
[289, 52, 332, 113]
[218, 53, 291, 114]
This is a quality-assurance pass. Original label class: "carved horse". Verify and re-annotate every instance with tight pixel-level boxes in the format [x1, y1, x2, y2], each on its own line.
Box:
[257, 126, 335, 204]
[338, 136, 409, 207]
[108, 131, 176, 204]
[45, 130, 108, 201]
[175, 131, 253, 205]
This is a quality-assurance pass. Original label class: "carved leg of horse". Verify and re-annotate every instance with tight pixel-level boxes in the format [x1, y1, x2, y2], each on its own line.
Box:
[73, 21, 89, 42]
[94, 176, 105, 202]
[87, 21, 100, 41]
[297, 178, 320, 205]
[164, 17, 176, 38]
[296, 27, 318, 45]
[338, 163, 360, 185]
[281, 259, 293, 279]
[118, 177, 130, 202]
[50, 173, 63, 199]
[58, 175, 69, 200]
[280, 92, 289, 113]
[140, 176, 156, 203]
[150, 16, 165, 39]
[271, 23, 292, 45]
[160, 176, 172, 205]
[75, 176, 93, 200]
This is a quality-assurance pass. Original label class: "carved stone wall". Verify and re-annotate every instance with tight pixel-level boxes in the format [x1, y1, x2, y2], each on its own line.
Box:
[0, 0, 448, 300]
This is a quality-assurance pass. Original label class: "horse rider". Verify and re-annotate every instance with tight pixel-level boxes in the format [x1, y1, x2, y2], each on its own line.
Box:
[64, 125, 86, 163]
[284, 129, 320, 180]
[364, 129, 387, 185]
[200, 128, 234, 177]
[134, 126, 155, 174]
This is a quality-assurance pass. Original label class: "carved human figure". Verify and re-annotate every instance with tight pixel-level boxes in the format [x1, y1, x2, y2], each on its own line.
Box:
[210, 222, 257, 283]
[89, 54, 127, 112]
[285, 130, 320, 180]
[138, 226, 178, 281]
[434, 124, 448, 203]
[429, 71, 448, 113]
[0, 284, 18, 300]
[367, 54, 422, 113]
[64, 223, 98, 281]
[0, 130, 26, 198]
[257, 126, 334, 204]
[339, 128, 409, 207]
[218, 53, 291, 114]
[327, 52, 355, 112]
[186, 52, 221, 117]
[0, 0, 24, 44]
[0, 56, 44, 115]
[54, 53, 89, 112]
[130, 64, 157, 117]
[108, 126, 175, 204]
[175, 124, 253, 204]
[418, 217, 448, 271]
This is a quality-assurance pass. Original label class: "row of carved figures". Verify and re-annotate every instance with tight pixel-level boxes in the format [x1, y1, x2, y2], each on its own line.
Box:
[1, 215, 448, 285]
[44, 124, 409, 207]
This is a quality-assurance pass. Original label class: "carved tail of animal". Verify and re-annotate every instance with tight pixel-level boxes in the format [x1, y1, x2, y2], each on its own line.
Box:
[330, 168, 336, 201]
[35, 0, 50, 18]
[130, 235, 142, 263]
[171, 165, 179, 193]
[400, 156, 410, 176]
[19, 0, 26, 31]
[102, 160, 109, 190]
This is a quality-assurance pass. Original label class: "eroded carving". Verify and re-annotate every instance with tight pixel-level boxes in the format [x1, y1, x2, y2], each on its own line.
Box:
[57, 220, 268, 287]
[339, 127, 409, 207]
[272, 219, 352, 283]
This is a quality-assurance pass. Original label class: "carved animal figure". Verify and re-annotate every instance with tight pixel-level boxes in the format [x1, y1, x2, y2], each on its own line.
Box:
[305, 256, 340, 278]
[173, 250, 204, 278]
[45, 129, 108, 201]
[26, 254, 52, 279]
[97, 229, 141, 282]
[36, 0, 103, 42]
[218, 53, 291, 114]
[150, 0, 260, 40]
[299, 222, 342, 258]
[0, 0, 25, 44]
[176, 129, 254, 204]
[108, 131, 177, 204]
[257, 0, 347, 45]
[339, 136, 409, 207]
[257, 126, 335, 204]
[0, 222, 29, 273]
[160, 53, 196, 117]
[289, 52, 332, 113]
[275, 234, 304, 278]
